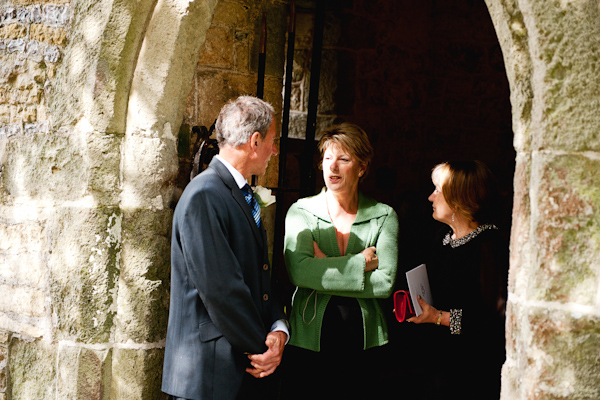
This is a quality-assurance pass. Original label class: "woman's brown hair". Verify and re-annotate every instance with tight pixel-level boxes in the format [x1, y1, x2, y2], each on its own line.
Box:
[432, 160, 497, 223]
[317, 122, 374, 179]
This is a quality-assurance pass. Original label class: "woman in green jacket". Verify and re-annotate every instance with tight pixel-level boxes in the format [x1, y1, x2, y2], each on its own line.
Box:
[282, 123, 399, 399]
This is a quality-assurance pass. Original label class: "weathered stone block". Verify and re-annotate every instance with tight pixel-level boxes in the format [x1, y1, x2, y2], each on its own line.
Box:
[111, 348, 166, 400]
[0, 220, 46, 253]
[0, 284, 45, 317]
[57, 345, 111, 400]
[0, 317, 44, 340]
[526, 2, 600, 152]
[1, 133, 88, 202]
[120, 135, 178, 210]
[1, 130, 121, 205]
[84, 131, 122, 206]
[0, 105, 21, 124]
[7, 86, 42, 105]
[0, 345, 7, 392]
[509, 153, 531, 295]
[7, 38, 26, 53]
[198, 25, 233, 67]
[13, 0, 70, 5]
[9, 337, 57, 400]
[263, 78, 284, 114]
[19, 105, 37, 123]
[193, 69, 257, 126]
[49, 207, 121, 343]
[116, 209, 171, 343]
[29, 24, 68, 46]
[67, 0, 155, 132]
[40, 4, 70, 27]
[0, 106, 10, 124]
[211, 1, 249, 27]
[531, 153, 600, 303]
[233, 39, 250, 71]
[527, 307, 600, 399]
[0, 24, 27, 40]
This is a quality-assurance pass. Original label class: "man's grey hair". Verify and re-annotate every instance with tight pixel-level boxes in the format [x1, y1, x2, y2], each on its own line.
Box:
[215, 96, 275, 148]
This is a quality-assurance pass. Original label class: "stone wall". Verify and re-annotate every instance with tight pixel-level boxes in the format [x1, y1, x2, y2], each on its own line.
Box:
[485, 0, 600, 398]
[0, 3, 71, 398]
[0, 0, 220, 398]
[0, 2, 68, 137]
[0, 331, 8, 400]
[0, 0, 599, 398]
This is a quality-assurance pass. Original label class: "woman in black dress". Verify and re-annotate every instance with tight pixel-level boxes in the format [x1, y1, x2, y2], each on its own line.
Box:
[408, 160, 508, 399]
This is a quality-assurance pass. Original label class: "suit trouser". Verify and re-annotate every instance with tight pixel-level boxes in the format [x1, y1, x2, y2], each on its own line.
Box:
[167, 372, 277, 400]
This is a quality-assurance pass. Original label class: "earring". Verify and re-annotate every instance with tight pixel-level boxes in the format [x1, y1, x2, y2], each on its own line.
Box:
[451, 213, 455, 223]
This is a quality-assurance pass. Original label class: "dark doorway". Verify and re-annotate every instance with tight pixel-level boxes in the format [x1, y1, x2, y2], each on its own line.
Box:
[279, 0, 513, 269]
[276, 0, 514, 395]
[176, 0, 514, 396]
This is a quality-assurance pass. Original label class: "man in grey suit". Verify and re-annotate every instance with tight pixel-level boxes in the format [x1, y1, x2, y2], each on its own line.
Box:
[162, 96, 288, 400]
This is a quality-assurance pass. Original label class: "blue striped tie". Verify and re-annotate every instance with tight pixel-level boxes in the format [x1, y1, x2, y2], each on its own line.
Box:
[242, 184, 261, 227]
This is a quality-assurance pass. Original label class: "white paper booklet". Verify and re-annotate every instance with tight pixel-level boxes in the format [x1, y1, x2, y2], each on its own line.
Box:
[406, 264, 433, 316]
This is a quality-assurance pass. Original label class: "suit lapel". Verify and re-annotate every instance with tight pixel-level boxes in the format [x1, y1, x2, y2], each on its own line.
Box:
[209, 159, 266, 247]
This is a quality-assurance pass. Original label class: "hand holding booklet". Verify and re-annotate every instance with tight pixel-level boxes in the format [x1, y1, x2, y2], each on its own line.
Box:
[405, 264, 433, 316]
[393, 264, 433, 322]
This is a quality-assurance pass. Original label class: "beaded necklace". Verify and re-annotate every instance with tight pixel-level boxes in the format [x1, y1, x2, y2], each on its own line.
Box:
[442, 223, 498, 248]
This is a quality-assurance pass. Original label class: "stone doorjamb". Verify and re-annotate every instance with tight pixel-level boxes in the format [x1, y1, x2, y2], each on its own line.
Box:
[122, 0, 219, 211]
[486, 1, 600, 398]
[41, 0, 220, 397]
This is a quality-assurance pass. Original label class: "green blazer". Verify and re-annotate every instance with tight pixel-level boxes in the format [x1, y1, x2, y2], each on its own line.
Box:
[284, 188, 399, 351]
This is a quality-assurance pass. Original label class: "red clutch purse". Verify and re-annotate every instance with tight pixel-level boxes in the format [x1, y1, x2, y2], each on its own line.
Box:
[393, 290, 415, 322]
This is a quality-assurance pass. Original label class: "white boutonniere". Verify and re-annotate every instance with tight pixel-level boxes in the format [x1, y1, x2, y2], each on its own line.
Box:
[253, 185, 276, 208]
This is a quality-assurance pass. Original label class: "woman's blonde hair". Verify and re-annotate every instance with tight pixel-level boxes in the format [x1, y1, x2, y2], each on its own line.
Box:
[317, 122, 374, 179]
[432, 160, 497, 223]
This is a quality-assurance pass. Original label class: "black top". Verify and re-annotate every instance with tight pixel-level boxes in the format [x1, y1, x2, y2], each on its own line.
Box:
[422, 225, 508, 399]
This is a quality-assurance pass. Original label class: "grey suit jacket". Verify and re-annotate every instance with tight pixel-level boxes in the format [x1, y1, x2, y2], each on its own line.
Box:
[162, 158, 284, 400]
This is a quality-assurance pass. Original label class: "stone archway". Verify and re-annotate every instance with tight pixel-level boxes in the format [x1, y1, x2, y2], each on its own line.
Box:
[1, 0, 599, 398]
[98, 0, 222, 397]
[486, 1, 600, 398]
